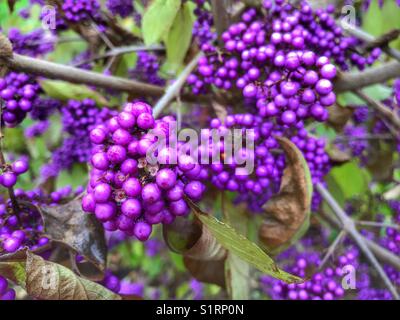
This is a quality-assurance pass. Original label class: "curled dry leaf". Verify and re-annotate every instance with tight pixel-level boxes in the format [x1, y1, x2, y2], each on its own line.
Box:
[259, 136, 312, 253]
[366, 141, 394, 182]
[0, 249, 120, 300]
[163, 216, 227, 287]
[0, 33, 13, 77]
[212, 100, 228, 123]
[327, 144, 352, 164]
[184, 258, 226, 288]
[327, 104, 353, 131]
[39, 198, 108, 281]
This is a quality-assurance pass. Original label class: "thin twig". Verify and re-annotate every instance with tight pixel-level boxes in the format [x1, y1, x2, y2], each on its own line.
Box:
[319, 208, 400, 271]
[153, 52, 204, 118]
[316, 183, 399, 300]
[91, 20, 115, 49]
[334, 61, 400, 93]
[342, 21, 400, 63]
[211, 0, 234, 47]
[0, 53, 208, 103]
[318, 230, 346, 271]
[72, 44, 164, 67]
[355, 89, 400, 131]
[335, 134, 394, 142]
[356, 221, 400, 231]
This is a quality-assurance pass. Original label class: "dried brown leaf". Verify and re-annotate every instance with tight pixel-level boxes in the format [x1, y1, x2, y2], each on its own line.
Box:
[39, 198, 107, 280]
[327, 144, 352, 164]
[327, 104, 353, 131]
[0, 33, 13, 77]
[0, 250, 120, 300]
[163, 216, 227, 287]
[184, 257, 226, 287]
[259, 137, 312, 253]
[24, 251, 120, 300]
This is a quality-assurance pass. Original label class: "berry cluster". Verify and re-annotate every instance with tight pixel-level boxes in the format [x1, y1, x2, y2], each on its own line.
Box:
[0, 185, 81, 254]
[29, 97, 61, 122]
[205, 114, 330, 212]
[129, 52, 165, 86]
[0, 158, 29, 189]
[41, 99, 115, 178]
[192, 0, 216, 47]
[188, 6, 338, 125]
[338, 125, 369, 157]
[260, 241, 393, 300]
[82, 102, 206, 241]
[353, 106, 370, 124]
[0, 276, 15, 300]
[61, 0, 102, 23]
[101, 270, 145, 296]
[0, 72, 40, 127]
[380, 201, 400, 287]
[25, 120, 50, 138]
[106, 0, 134, 18]
[292, 1, 381, 70]
[7, 27, 55, 57]
[206, 114, 284, 195]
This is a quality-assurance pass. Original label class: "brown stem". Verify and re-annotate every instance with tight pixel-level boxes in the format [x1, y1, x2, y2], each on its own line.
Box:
[211, 0, 233, 47]
[334, 61, 400, 93]
[0, 53, 210, 103]
[354, 89, 400, 131]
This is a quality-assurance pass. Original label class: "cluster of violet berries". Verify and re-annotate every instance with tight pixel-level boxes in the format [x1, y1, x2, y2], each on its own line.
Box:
[0, 73, 40, 127]
[205, 114, 330, 211]
[41, 99, 116, 179]
[61, 0, 102, 23]
[191, 0, 216, 47]
[129, 52, 165, 86]
[260, 241, 393, 300]
[292, 1, 381, 70]
[188, 5, 338, 126]
[379, 201, 400, 287]
[7, 27, 55, 57]
[0, 276, 15, 300]
[205, 114, 285, 195]
[82, 102, 207, 242]
[0, 158, 29, 189]
[106, 0, 134, 18]
[0, 185, 82, 254]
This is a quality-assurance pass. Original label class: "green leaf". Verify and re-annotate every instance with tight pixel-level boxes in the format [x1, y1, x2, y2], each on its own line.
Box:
[362, 0, 400, 50]
[164, 2, 195, 72]
[313, 123, 337, 142]
[169, 252, 186, 272]
[337, 84, 392, 106]
[56, 163, 88, 190]
[328, 161, 371, 200]
[222, 194, 250, 300]
[3, 126, 26, 153]
[39, 80, 109, 106]
[141, 0, 181, 45]
[188, 201, 302, 284]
